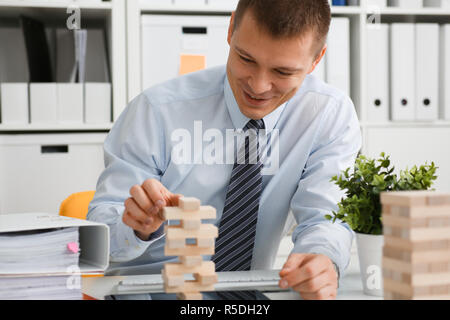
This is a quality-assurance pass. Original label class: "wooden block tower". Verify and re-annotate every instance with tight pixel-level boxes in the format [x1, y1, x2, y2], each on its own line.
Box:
[380, 191, 450, 300]
[162, 197, 218, 300]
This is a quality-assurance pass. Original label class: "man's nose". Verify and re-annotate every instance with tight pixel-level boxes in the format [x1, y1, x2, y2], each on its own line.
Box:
[248, 70, 272, 95]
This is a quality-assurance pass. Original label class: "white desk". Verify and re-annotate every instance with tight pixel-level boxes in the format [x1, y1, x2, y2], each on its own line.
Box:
[82, 244, 383, 300]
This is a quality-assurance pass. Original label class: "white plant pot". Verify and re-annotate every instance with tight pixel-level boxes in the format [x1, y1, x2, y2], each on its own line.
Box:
[355, 232, 384, 297]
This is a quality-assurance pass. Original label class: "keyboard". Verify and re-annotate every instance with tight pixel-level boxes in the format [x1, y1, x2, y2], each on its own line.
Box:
[116, 269, 286, 294]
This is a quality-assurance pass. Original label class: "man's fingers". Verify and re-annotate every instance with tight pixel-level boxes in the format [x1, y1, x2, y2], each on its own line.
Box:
[142, 179, 166, 208]
[129, 185, 154, 215]
[292, 270, 336, 294]
[122, 209, 145, 233]
[298, 285, 337, 300]
[124, 198, 152, 225]
[279, 254, 310, 278]
[279, 254, 330, 288]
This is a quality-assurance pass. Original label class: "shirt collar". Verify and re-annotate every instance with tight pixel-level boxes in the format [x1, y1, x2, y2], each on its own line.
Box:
[224, 75, 287, 134]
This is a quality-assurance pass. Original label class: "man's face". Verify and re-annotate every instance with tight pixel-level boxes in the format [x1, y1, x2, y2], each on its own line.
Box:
[226, 10, 326, 120]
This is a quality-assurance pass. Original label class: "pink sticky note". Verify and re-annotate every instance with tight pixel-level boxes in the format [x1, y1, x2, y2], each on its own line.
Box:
[67, 242, 79, 253]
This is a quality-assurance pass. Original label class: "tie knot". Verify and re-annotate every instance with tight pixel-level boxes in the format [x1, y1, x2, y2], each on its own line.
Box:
[245, 119, 265, 131]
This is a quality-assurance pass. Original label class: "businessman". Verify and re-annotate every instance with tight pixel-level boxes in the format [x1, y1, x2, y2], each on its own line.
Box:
[88, 0, 362, 300]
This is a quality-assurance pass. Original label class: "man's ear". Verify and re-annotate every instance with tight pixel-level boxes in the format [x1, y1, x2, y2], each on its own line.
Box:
[308, 44, 327, 74]
[227, 12, 236, 45]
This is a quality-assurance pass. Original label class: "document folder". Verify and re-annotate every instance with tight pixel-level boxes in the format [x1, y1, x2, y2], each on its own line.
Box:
[0, 213, 109, 276]
[390, 23, 415, 121]
[367, 24, 389, 122]
[441, 25, 450, 120]
[415, 24, 439, 121]
[326, 17, 350, 96]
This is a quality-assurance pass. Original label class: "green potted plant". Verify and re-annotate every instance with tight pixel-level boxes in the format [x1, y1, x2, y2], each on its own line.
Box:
[326, 152, 437, 296]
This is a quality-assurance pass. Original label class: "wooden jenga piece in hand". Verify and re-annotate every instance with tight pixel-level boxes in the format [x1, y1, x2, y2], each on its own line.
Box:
[381, 191, 450, 300]
[162, 197, 218, 300]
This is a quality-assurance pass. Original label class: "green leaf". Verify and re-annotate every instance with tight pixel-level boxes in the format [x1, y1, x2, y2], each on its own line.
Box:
[328, 152, 439, 235]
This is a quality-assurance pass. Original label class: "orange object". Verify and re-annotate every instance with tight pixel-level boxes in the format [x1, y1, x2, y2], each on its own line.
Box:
[179, 54, 206, 75]
[59, 191, 104, 283]
[59, 191, 96, 220]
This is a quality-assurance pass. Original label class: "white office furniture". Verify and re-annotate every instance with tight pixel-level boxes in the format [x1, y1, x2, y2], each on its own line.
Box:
[390, 23, 416, 121]
[366, 24, 389, 122]
[415, 23, 439, 121]
[141, 15, 230, 89]
[0, 0, 126, 214]
[0, 133, 107, 214]
[0, 83, 29, 124]
[84, 83, 112, 124]
[30, 83, 59, 125]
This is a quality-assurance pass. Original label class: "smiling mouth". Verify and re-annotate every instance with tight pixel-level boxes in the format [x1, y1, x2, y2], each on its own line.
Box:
[243, 89, 272, 106]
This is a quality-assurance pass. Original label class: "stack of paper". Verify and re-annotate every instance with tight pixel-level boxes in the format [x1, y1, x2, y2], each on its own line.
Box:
[0, 227, 82, 300]
[0, 276, 82, 300]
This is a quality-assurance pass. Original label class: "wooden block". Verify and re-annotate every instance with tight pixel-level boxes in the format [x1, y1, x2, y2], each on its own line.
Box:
[426, 193, 450, 206]
[181, 218, 201, 230]
[163, 206, 216, 220]
[384, 206, 450, 219]
[197, 238, 214, 248]
[430, 262, 449, 273]
[180, 255, 203, 267]
[409, 270, 450, 286]
[165, 244, 215, 256]
[384, 225, 450, 241]
[165, 224, 218, 240]
[380, 191, 429, 207]
[164, 261, 215, 276]
[384, 278, 450, 299]
[166, 238, 185, 249]
[382, 215, 429, 228]
[431, 285, 448, 295]
[179, 197, 201, 211]
[409, 227, 450, 241]
[380, 191, 450, 207]
[194, 272, 218, 286]
[383, 257, 429, 274]
[384, 245, 450, 263]
[177, 292, 203, 300]
[162, 269, 184, 287]
[389, 206, 410, 217]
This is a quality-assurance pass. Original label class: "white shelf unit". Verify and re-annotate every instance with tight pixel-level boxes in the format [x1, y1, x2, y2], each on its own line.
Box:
[0, 0, 126, 214]
[127, 0, 450, 192]
[0, 0, 127, 131]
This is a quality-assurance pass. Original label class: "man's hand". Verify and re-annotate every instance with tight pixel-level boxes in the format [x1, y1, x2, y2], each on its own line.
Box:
[122, 178, 182, 241]
[278, 253, 338, 300]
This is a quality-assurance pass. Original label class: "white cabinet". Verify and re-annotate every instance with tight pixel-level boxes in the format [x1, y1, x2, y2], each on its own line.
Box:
[0, 134, 107, 214]
[141, 14, 230, 89]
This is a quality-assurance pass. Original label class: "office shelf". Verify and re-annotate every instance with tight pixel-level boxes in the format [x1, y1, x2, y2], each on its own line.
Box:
[0, 0, 112, 9]
[360, 121, 450, 128]
[0, 0, 127, 132]
[377, 7, 450, 16]
[0, 123, 113, 132]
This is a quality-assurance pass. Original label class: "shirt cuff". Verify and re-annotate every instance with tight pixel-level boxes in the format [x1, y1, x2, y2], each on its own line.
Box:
[115, 218, 165, 259]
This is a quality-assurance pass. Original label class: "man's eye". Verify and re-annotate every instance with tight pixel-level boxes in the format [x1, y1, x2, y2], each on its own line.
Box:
[239, 55, 253, 63]
[277, 70, 293, 76]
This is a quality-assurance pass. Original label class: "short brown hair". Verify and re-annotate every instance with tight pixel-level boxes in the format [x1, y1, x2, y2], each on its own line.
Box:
[234, 0, 331, 50]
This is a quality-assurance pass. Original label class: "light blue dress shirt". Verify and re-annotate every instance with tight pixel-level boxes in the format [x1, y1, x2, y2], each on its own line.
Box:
[87, 65, 362, 279]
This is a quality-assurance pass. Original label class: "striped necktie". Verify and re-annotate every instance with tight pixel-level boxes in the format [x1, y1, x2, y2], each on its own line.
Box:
[212, 119, 265, 272]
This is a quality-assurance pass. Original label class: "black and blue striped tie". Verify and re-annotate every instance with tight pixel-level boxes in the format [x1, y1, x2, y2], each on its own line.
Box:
[212, 119, 265, 272]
